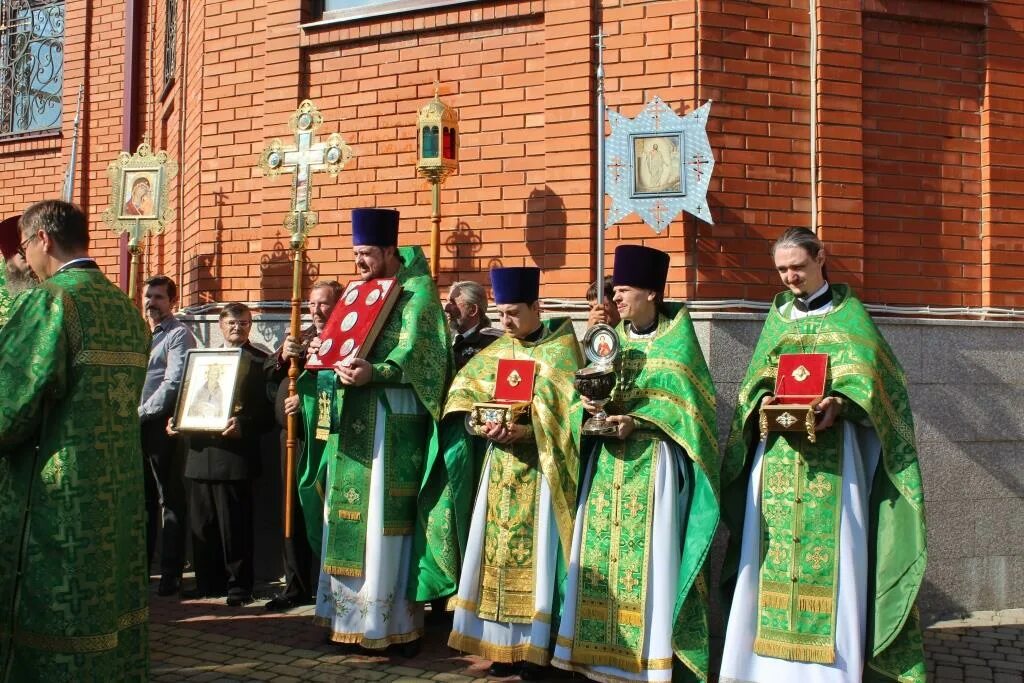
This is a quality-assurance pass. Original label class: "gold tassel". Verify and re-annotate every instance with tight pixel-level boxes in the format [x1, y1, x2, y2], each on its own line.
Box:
[759, 591, 790, 610]
[754, 637, 836, 664]
[323, 564, 363, 577]
[798, 594, 834, 613]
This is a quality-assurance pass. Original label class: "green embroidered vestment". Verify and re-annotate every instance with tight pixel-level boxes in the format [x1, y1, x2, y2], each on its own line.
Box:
[569, 304, 719, 681]
[443, 317, 583, 624]
[721, 285, 927, 682]
[0, 267, 151, 682]
[298, 247, 452, 586]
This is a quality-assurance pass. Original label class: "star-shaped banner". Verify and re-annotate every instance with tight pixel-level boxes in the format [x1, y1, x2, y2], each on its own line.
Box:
[605, 98, 715, 231]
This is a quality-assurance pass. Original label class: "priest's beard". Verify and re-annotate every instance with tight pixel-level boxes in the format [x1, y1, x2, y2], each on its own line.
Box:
[5, 267, 35, 295]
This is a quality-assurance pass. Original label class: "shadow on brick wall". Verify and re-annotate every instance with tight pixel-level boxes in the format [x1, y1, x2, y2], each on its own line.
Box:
[526, 186, 565, 270]
[259, 240, 321, 302]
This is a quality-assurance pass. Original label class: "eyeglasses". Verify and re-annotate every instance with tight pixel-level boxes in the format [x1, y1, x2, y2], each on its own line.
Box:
[223, 320, 251, 328]
[17, 233, 38, 259]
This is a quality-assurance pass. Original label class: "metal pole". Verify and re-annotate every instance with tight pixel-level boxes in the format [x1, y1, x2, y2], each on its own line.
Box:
[128, 218, 142, 308]
[284, 221, 304, 539]
[594, 29, 606, 307]
[63, 84, 84, 203]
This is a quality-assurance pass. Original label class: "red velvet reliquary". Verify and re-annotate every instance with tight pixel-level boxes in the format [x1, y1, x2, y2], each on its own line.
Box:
[759, 353, 829, 443]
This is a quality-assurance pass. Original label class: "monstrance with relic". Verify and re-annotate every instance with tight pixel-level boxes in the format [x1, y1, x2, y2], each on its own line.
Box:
[101, 140, 178, 305]
[257, 99, 354, 537]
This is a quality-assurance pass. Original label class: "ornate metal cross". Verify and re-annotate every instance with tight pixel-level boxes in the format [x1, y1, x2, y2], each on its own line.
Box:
[257, 99, 353, 539]
[259, 99, 353, 248]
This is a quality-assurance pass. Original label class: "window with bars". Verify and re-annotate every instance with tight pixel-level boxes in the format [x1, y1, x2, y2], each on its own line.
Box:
[0, 0, 63, 137]
[163, 0, 176, 89]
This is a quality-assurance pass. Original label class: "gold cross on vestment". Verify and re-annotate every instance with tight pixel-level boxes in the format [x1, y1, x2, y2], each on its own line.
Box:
[510, 540, 530, 564]
[592, 494, 610, 516]
[258, 100, 354, 248]
[808, 474, 833, 498]
[621, 570, 639, 593]
[586, 565, 604, 586]
[807, 546, 830, 571]
[624, 493, 643, 518]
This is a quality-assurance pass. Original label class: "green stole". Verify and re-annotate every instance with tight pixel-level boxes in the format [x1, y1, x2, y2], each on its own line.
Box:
[567, 304, 719, 681]
[294, 370, 333, 556]
[443, 317, 584, 613]
[721, 285, 927, 682]
[298, 245, 450, 579]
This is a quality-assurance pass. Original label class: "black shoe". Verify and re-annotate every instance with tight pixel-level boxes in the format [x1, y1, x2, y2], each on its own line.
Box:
[394, 639, 421, 658]
[487, 662, 517, 677]
[519, 663, 550, 681]
[156, 576, 181, 597]
[264, 594, 312, 612]
[226, 593, 254, 607]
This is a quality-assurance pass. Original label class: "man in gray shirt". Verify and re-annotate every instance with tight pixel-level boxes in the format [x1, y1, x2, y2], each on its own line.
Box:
[139, 274, 196, 596]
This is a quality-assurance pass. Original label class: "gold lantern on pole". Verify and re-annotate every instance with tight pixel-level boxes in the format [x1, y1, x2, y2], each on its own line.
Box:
[416, 85, 459, 278]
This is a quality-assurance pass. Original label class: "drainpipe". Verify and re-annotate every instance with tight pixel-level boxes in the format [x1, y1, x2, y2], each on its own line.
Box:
[809, 0, 818, 235]
[119, 0, 143, 292]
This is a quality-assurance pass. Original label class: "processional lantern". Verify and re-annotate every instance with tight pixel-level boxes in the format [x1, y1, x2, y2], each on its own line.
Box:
[415, 86, 459, 278]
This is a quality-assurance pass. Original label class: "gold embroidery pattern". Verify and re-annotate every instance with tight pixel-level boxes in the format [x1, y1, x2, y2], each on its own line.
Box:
[12, 606, 148, 654]
[75, 349, 148, 368]
[572, 440, 658, 672]
[477, 443, 541, 624]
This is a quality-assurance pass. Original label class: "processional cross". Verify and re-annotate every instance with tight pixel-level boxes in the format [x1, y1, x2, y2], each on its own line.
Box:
[258, 99, 354, 537]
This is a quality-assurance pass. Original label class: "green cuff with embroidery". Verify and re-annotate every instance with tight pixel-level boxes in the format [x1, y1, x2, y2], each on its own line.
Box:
[372, 361, 403, 384]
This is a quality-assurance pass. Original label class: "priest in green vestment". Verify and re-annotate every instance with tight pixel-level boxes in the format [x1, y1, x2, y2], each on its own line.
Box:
[309, 208, 451, 654]
[0, 200, 150, 681]
[552, 245, 720, 683]
[719, 227, 927, 683]
[0, 214, 36, 329]
[446, 266, 584, 680]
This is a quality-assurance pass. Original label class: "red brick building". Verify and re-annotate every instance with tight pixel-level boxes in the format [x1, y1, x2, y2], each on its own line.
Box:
[1, 0, 1021, 310]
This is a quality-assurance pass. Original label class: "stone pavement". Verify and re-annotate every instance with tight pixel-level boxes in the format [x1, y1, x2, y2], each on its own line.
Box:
[150, 579, 1024, 682]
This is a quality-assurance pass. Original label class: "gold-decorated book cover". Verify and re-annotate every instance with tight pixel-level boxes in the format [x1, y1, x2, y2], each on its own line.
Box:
[306, 277, 399, 370]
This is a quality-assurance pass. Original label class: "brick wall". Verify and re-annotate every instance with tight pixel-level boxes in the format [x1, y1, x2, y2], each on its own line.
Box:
[2, 0, 1022, 310]
[862, 15, 983, 306]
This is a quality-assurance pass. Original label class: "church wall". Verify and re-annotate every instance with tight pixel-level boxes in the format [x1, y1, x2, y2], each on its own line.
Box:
[2, 0, 1022, 309]
[861, 15, 984, 307]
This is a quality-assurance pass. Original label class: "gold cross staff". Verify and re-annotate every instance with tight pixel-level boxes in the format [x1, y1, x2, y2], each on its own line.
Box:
[258, 99, 353, 538]
[259, 99, 354, 247]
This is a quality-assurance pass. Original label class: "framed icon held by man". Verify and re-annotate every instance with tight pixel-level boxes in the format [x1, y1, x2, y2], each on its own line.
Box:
[174, 348, 248, 433]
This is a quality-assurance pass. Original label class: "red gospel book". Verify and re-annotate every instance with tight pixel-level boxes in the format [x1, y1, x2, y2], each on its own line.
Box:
[493, 358, 536, 403]
[305, 277, 400, 370]
[760, 352, 829, 441]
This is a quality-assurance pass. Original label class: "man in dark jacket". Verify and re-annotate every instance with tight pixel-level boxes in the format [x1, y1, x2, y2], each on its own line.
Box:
[445, 280, 501, 371]
[170, 302, 272, 606]
[263, 280, 341, 611]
